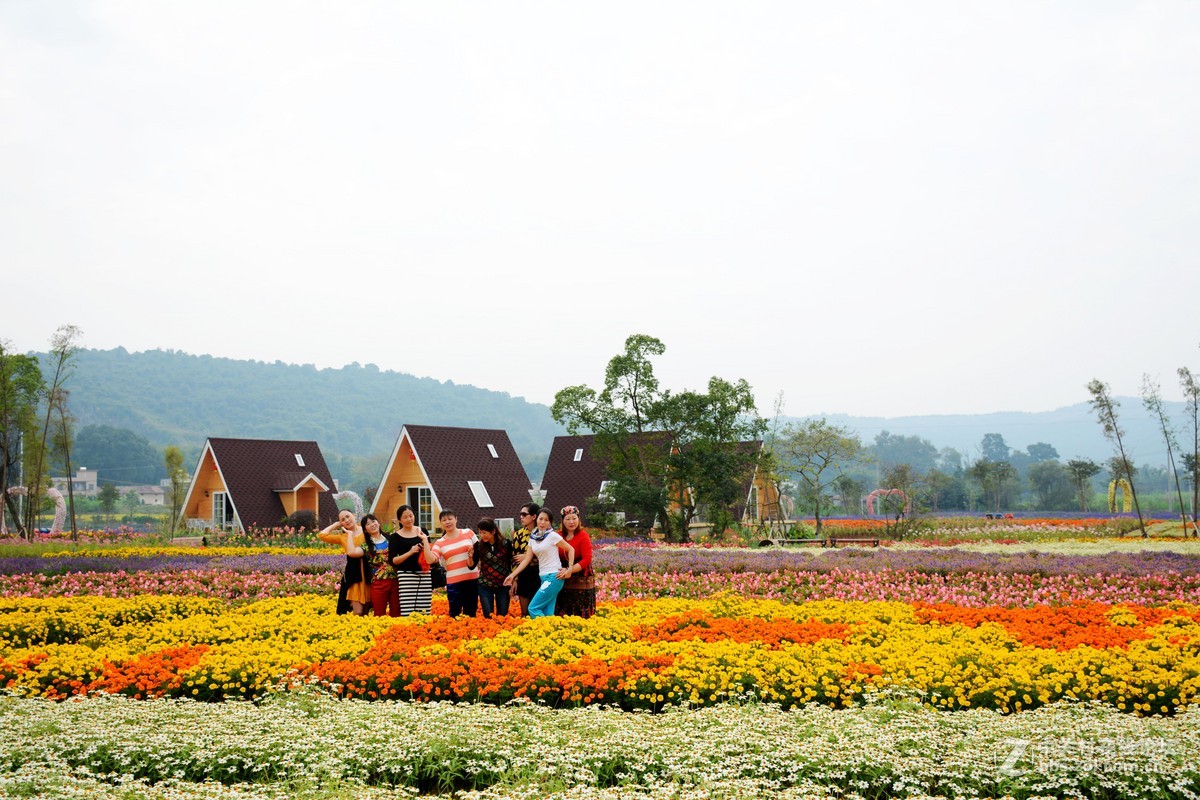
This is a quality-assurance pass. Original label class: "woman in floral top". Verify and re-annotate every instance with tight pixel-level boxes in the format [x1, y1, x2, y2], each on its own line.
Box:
[362, 514, 400, 617]
[474, 518, 511, 618]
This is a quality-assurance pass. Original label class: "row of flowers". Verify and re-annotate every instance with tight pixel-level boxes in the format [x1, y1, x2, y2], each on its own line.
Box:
[4, 565, 1200, 608]
[2, 594, 1198, 714]
[14, 542, 1200, 574]
[2, 692, 1194, 799]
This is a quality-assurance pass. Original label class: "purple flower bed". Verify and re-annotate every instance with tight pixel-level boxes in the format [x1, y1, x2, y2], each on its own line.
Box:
[0, 554, 343, 576]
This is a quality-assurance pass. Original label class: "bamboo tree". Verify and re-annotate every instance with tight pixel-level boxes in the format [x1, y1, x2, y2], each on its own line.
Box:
[1180, 367, 1200, 536]
[51, 387, 78, 542]
[164, 445, 187, 538]
[24, 325, 82, 539]
[1087, 379, 1146, 537]
[1142, 375, 1193, 537]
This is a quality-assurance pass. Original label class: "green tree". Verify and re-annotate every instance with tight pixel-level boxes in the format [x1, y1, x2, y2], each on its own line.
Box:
[553, 335, 671, 534]
[1065, 458, 1101, 512]
[164, 445, 187, 536]
[968, 459, 1016, 512]
[776, 418, 865, 537]
[870, 431, 938, 473]
[0, 340, 43, 536]
[980, 433, 1011, 463]
[122, 490, 140, 522]
[552, 334, 764, 542]
[1088, 379, 1146, 537]
[1027, 460, 1073, 510]
[660, 378, 765, 536]
[1025, 442, 1059, 463]
[923, 468, 958, 512]
[97, 483, 120, 522]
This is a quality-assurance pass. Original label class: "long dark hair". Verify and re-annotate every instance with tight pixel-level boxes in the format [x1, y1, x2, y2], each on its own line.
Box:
[476, 518, 506, 555]
[360, 514, 382, 540]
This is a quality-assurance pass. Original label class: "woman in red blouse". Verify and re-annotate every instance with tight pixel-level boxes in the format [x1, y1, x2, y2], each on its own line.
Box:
[554, 505, 595, 619]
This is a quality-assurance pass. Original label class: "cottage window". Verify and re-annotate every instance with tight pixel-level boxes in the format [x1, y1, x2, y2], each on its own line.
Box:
[487, 444, 499, 459]
[294, 454, 305, 467]
[573, 448, 583, 462]
[467, 480, 494, 508]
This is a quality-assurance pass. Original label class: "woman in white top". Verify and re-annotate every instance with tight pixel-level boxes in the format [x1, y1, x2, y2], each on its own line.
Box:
[503, 508, 575, 618]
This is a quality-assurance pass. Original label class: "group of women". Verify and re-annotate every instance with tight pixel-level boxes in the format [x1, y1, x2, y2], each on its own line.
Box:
[318, 502, 595, 620]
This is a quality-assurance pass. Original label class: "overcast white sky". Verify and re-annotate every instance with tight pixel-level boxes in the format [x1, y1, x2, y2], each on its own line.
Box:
[2, 2, 1197, 418]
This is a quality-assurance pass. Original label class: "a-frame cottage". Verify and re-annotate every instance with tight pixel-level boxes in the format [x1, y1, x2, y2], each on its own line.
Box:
[369, 425, 533, 534]
[181, 438, 340, 532]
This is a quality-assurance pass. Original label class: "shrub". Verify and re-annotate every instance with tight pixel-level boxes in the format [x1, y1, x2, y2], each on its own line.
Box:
[284, 510, 319, 532]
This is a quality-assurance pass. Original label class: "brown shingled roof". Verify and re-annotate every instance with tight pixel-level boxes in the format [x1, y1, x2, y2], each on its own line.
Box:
[403, 425, 532, 528]
[207, 438, 340, 529]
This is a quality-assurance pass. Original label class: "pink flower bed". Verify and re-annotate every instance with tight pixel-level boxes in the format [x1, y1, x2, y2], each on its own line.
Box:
[4, 566, 1199, 607]
[0, 569, 334, 600]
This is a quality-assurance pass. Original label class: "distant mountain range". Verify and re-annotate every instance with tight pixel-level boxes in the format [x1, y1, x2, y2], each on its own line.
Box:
[45, 348, 1189, 487]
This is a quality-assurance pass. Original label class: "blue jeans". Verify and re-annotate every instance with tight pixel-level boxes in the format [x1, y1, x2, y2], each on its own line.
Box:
[478, 583, 510, 618]
[527, 574, 565, 618]
[445, 579, 479, 618]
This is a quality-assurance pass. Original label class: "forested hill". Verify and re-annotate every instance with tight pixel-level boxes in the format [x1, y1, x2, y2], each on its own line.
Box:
[56, 348, 565, 481]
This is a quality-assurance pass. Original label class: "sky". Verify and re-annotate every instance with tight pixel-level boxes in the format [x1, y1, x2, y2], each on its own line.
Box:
[2, 2, 1198, 419]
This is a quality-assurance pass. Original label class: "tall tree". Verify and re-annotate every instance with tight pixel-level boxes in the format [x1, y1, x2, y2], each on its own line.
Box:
[1065, 458, 1101, 512]
[1027, 460, 1073, 510]
[164, 445, 187, 536]
[777, 418, 865, 537]
[25, 325, 82, 537]
[552, 334, 764, 541]
[980, 433, 1011, 463]
[97, 483, 120, 522]
[0, 341, 43, 536]
[1025, 442, 1059, 463]
[1181, 367, 1199, 534]
[968, 459, 1016, 512]
[871, 431, 938, 473]
[1087, 379, 1146, 537]
[1142, 374, 1193, 535]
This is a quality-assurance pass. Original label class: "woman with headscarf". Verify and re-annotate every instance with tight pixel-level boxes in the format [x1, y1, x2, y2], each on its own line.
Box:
[554, 505, 595, 619]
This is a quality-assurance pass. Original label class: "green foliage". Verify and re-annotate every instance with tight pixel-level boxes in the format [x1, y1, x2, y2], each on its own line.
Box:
[284, 509, 319, 531]
[552, 335, 765, 542]
[870, 431, 938, 472]
[0, 341, 44, 535]
[96, 484, 121, 518]
[73, 425, 164, 485]
[1026, 460, 1075, 510]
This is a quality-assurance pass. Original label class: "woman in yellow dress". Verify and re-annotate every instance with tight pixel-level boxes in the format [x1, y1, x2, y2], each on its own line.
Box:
[319, 509, 370, 615]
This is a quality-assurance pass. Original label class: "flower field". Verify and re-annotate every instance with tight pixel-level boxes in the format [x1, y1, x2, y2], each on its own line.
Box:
[1, 528, 1197, 797]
